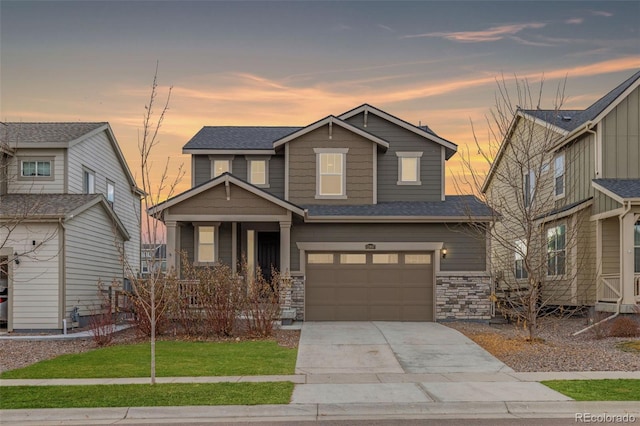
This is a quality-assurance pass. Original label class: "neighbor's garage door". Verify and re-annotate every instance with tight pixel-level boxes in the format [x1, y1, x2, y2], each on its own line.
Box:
[305, 252, 434, 321]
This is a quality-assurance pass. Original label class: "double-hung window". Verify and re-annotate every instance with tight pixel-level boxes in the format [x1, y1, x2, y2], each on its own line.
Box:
[554, 153, 565, 198]
[213, 160, 230, 178]
[83, 168, 95, 194]
[514, 239, 528, 279]
[396, 152, 422, 185]
[196, 225, 216, 263]
[247, 158, 269, 186]
[315, 148, 347, 198]
[547, 224, 566, 276]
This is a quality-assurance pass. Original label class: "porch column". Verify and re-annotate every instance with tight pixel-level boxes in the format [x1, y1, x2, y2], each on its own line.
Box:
[166, 220, 178, 275]
[620, 212, 637, 307]
[279, 221, 291, 274]
[231, 222, 237, 274]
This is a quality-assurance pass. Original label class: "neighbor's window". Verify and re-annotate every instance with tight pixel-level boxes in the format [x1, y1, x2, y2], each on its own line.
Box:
[554, 153, 565, 198]
[515, 239, 528, 279]
[106, 180, 115, 206]
[213, 160, 230, 177]
[83, 169, 95, 194]
[547, 224, 566, 276]
[634, 222, 640, 273]
[248, 159, 267, 186]
[197, 226, 216, 263]
[21, 160, 51, 177]
[523, 170, 535, 207]
[315, 150, 347, 197]
[396, 152, 422, 185]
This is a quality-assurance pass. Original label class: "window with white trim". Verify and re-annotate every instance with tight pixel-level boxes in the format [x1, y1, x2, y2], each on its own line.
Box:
[396, 152, 422, 185]
[315, 149, 347, 198]
[83, 168, 95, 194]
[248, 159, 267, 186]
[196, 226, 216, 263]
[106, 180, 115, 206]
[523, 169, 535, 207]
[21, 159, 51, 177]
[514, 239, 528, 279]
[554, 153, 565, 198]
[634, 221, 640, 273]
[547, 224, 566, 276]
[213, 160, 230, 178]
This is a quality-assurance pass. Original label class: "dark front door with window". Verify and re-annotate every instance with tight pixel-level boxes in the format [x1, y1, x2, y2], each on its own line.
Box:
[257, 232, 280, 282]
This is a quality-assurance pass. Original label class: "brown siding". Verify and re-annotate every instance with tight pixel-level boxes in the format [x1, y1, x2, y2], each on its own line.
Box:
[168, 183, 287, 216]
[288, 125, 373, 205]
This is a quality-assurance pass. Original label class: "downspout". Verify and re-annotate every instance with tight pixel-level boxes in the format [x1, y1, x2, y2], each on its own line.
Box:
[585, 126, 598, 178]
[58, 218, 67, 333]
[573, 201, 631, 336]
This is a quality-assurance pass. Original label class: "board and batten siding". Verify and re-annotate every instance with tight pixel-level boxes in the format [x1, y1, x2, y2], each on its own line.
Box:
[4, 223, 61, 330]
[67, 131, 141, 274]
[601, 217, 620, 275]
[559, 133, 595, 207]
[602, 86, 640, 179]
[287, 125, 374, 205]
[289, 221, 486, 272]
[193, 155, 211, 186]
[64, 203, 125, 319]
[7, 148, 65, 194]
[345, 112, 443, 202]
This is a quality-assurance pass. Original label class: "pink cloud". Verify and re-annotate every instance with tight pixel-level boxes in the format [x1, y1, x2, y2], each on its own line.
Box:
[402, 22, 546, 42]
[565, 18, 584, 24]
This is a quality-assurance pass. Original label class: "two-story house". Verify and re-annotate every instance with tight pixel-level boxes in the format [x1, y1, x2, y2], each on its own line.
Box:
[0, 122, 143, 331]
[149, 104, 493, 322]
[483, 71, 640, 315]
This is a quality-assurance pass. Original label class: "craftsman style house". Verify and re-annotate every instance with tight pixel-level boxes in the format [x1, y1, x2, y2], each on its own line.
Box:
[0, 123, 142, 331]
[150, 104, 493, 322]
[483, 71, 640, 314]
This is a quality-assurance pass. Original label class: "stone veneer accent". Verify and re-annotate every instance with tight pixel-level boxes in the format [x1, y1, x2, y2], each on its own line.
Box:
[281, 274, 305, 321]
[436, 273, 492, 320]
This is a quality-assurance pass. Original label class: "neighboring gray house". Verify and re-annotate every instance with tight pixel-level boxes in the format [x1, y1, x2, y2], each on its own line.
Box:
[150, 104, 493, 322]
[483, 71, 640, 314]
[0, 123, 142, 331]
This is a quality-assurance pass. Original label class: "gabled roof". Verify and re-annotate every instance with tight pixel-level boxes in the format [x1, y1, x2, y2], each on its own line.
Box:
[148, 172, 306, 217]
[592, 179, 640, 203]
[302, 195, 493, 222]
[182, 126, 301, 153]
[0, 193, 130, 240]
[0, 122, 143, 196]
[272, 115, 390, 149]
[338, 104, 458, 159]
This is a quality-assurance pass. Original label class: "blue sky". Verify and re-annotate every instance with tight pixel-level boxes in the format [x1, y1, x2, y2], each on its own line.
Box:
[1, 1, 638, 192]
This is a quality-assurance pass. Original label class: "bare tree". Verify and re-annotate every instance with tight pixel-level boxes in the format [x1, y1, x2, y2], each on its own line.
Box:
[118, 65, 184, 384]
[455, 75, 594, 340]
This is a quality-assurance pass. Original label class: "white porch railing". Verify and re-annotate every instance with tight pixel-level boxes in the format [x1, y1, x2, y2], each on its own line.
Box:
[597, 274, 621, 302]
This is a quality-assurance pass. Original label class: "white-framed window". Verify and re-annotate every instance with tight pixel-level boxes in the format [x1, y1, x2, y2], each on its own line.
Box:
[83, 168, 95, 194]
[19, 158, 53, 179]
[196, 225, 217, 263]
[547, 224, 566, 276]
[514, 239, 528, 279]
[247, 159, 268, 186]
[634, 221, 640, 273]
[106, 180, 115, 206]
[213, 160, 230, 178]
[396, 152, 422, 185]
[314, 148, 347, 198]
[523, 169, 535, 207]
[307, 253, 334, 264]
[554, 153, 565, 198]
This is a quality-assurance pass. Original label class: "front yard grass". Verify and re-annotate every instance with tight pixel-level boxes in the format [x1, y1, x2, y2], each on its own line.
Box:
[0, 382, 294, 409]
[542, 379, 640, 401]
[0, 341, 297, 379]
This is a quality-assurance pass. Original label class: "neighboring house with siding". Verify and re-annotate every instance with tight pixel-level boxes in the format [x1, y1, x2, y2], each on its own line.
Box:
[150, 104, 493, 322]
[483, 70, 640, 314]
[0, 123, 142, 331]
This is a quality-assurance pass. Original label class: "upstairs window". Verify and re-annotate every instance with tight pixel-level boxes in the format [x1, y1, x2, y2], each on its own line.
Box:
[554, 153, 565, 198]
[315, 148, 347, 198]
[634, 222, 639, 273]
[523, 170, 535, 207]
[83, 168, 95, 194]
[21, 160, 51, 177]
[514, 239, 528, 279]
[248, 159, 268, 186]
[547, 224, 566, 276]
[106, 180, 115, 206]
[396, 152, 422, 185]
[213, 160, 230, 177]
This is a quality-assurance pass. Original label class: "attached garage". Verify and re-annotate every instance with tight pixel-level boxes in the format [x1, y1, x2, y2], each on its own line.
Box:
[305, 251, 434, 321]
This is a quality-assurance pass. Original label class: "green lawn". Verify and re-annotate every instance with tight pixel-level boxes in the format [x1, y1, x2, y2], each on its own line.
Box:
[542, 379, 640, 401]
[0, 382, 294, 409]
[1, 341, 297, 379]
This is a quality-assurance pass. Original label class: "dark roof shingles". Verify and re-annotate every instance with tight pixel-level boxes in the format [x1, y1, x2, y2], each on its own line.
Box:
[593, 179, 640, 199]
[0, 194, 102, 217]
[1, 122, 106, 145]
[183, 126, 302, 150]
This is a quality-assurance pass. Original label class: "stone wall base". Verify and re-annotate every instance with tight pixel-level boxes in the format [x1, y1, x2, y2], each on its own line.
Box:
[436, 273, 492, 321]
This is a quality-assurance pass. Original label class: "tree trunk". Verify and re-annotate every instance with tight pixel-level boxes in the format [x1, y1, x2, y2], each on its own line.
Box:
[150, 283, 156, 385]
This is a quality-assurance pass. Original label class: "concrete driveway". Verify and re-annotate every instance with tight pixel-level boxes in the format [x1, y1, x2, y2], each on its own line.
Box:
[295, 321, 512, 375]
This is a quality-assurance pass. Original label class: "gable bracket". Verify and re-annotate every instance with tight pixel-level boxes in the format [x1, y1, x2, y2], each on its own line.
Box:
[225, 179, 230, 201]
[329, 119, 333, 140]
[364, 108, 368, 128]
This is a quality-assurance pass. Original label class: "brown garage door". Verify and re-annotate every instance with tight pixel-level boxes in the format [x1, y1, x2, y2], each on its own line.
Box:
[305, 252, 434, 321]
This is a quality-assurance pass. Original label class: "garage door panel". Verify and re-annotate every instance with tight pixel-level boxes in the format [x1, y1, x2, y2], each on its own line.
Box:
[370, 288, 401, 303]
[370, 305, 401, 321]
[335, 306, 369, 321]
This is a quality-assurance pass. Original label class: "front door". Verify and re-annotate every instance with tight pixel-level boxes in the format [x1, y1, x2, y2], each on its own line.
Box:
[257, 232, 280, 282]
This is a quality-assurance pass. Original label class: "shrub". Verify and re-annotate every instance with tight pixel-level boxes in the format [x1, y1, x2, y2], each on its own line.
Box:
[87, 280, 117, 346]
[608, 316, 640, 338]
[128, 277, 176, 337]
[244, 266, 287, 338]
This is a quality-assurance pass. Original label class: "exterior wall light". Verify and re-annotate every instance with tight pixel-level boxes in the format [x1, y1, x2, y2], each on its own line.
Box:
[441, 248, 447, 259]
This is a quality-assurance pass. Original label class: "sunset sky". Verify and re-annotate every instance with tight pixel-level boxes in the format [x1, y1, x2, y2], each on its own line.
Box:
[1, 1, 639, 195]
